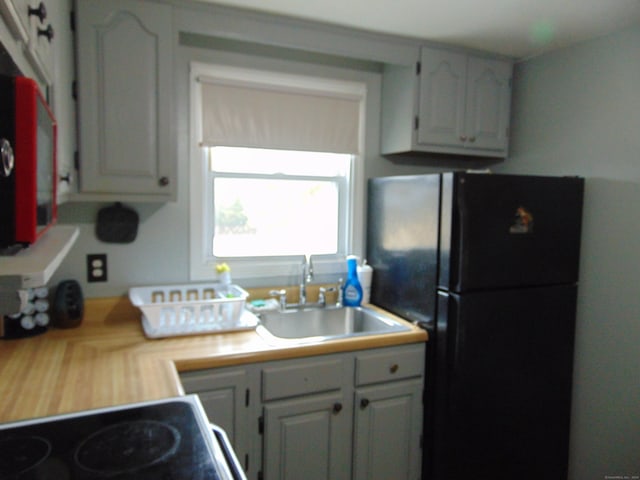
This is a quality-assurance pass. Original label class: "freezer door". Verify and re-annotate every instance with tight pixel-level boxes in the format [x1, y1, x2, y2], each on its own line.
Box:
[440, 173, 584, 292]
[367, 174, 441, 326]
[427, 285, 577, 480]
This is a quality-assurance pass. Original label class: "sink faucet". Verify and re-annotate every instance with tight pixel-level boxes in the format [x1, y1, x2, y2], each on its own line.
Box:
[269, 277, 343, 311]
[269, 257, 344, 311]
[299, 254, 314, 306]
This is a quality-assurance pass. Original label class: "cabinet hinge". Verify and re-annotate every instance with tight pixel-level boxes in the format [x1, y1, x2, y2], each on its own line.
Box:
[69, 10, 75, 32]
[245, 388, 250, 407]
[74, 151, 80, 171]
[416, 62, 421, 75]
[258, 416, 264, 435]
[244, 453, 249, 472]
[258, 471, 263, 480]
[414, 115, 419, 131]
[72, 81, 77, 101]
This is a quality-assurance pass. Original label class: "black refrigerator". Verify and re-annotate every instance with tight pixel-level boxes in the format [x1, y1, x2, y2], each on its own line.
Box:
[366, 172, 584, 480]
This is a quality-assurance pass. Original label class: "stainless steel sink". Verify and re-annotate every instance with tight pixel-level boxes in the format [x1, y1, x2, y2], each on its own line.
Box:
[255, 305, 410, 344]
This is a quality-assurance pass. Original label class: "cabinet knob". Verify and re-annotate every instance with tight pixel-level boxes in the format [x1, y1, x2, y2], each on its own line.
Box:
[28, 2, 47, 23]
[37, 24, 54, 42]
[158, 176, 170, 187]
[389, 363, 399, 374]
[332, 402, 343, 414]
[360, 398, 370, 409]
[459, 135, 467, 142]
[468, 136, 476, 143]
[59, 172, 73, 184]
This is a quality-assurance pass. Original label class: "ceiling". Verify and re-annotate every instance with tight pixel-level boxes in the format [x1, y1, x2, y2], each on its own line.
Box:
[196, 0, 640, 59]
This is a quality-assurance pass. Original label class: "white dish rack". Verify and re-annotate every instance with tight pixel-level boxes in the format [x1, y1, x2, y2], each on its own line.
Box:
[128, 283, 257, 338]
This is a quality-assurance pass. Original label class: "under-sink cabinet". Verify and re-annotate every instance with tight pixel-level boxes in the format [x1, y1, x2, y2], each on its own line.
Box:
[180, 342, 425, 480]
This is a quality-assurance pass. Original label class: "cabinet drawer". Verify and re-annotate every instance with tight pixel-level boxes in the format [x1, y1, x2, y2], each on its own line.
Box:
[355, 344, 424, 386]
[262, 358, 344, 401]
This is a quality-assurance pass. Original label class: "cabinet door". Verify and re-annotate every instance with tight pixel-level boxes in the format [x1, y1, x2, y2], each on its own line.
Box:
[263, 393, 351, 480]
[417, 47, 466, 148]
[26, 0, 54, 84]
[1, 0, 55, 83]
[181, 369, 251, 474]
[50, 0, 75, 201]
[1, 0, 31, 43]
[76, 0, 174, 197]
[464, 56, 511, 153]
[353, 380, 424, 480]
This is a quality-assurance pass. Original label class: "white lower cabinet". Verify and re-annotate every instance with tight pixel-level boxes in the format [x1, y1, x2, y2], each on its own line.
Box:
[352, 346, 425, 480]
[180, 342, 425, 480]
[353, 381, 423, 480]
[180, 368, 254, 475]
[263, 392, 351, 480]
[260, 356, 351, 480]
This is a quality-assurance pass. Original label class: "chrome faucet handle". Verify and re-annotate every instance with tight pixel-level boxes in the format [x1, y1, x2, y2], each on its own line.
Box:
[318, 287, 327, 306]
[335, 278, 344, 307]
[269, 289, 287, 310]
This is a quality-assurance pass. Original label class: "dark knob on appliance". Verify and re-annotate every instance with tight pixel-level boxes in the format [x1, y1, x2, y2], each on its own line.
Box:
[52, 280, 84, 329]
[37, 24, 54, 42]
[28, 2, 47, 22]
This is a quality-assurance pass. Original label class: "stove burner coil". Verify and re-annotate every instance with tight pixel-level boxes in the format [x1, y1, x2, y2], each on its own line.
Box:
[74, 420, 181, 476]
[0, 436, 52, 477]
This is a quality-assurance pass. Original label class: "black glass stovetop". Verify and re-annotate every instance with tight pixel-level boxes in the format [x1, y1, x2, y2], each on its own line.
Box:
[0, 399, 223, 480]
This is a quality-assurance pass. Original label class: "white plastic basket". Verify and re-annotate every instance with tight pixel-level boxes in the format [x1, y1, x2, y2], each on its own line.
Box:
[128, 283, 257, 338]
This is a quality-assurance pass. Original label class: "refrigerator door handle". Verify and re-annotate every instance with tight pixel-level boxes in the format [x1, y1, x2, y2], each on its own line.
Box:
[426, 289, 455, 480]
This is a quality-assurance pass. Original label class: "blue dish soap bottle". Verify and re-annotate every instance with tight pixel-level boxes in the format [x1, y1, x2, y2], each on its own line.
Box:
[342, 255, 363, 307]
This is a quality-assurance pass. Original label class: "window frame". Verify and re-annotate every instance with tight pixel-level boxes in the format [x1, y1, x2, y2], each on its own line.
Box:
[189, 62, 366, 284]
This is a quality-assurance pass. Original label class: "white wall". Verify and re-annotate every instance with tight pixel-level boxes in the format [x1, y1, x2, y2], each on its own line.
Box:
[493, 26, 640, 480]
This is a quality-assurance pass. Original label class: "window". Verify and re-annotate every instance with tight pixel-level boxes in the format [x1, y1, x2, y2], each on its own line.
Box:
[189, 63, 366, 283]
[209, 147, 350, 258]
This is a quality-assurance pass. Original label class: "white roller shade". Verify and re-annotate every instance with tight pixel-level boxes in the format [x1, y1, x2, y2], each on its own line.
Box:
[199, 79, 361, 154]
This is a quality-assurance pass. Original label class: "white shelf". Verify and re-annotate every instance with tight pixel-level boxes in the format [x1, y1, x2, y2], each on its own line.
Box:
[0, 225, 79, 290]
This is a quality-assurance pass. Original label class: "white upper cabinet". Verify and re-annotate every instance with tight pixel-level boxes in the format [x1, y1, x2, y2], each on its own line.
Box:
[382, 45, 513, 158]
[0, 0, 55, 84]
[75, 0, 176, 200]
[1, 0, 76, 203]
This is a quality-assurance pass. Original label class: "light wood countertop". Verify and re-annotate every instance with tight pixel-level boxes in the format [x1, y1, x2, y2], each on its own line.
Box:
[0, 296, 427, 424]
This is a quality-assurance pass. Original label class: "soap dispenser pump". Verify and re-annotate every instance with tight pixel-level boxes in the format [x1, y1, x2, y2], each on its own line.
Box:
[342, 255, 363, 307]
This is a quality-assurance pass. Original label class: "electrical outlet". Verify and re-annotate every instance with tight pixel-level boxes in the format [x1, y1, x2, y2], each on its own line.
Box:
[87, 254, 108, 282]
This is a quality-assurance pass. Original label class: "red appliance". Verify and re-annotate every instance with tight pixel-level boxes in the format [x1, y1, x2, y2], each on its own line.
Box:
[0, 74, 57, 249]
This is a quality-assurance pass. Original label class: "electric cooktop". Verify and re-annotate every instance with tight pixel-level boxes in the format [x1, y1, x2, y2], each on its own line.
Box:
[0, 395, 242, 480]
